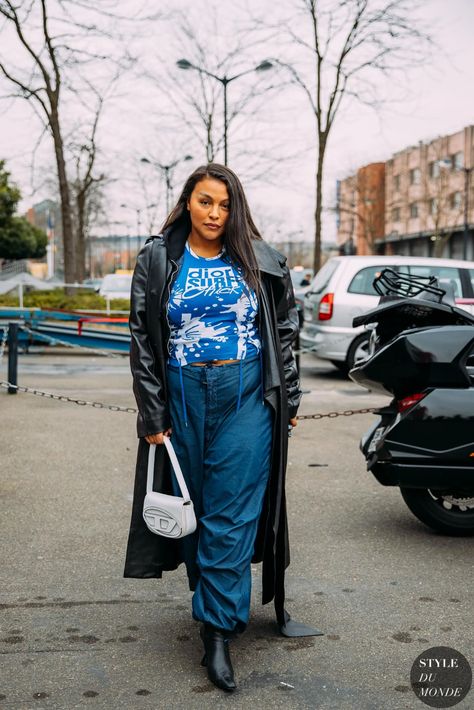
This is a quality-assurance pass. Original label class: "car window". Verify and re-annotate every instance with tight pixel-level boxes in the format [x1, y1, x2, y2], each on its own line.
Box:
[291, 269, 313, 288]
[348, 266, 396, 295]
[468, 269, 474, 295]
[309, 260, 339, 294]
[407, 265, 462, 298]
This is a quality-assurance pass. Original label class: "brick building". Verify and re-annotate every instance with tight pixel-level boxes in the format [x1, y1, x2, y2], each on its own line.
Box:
[337, 124, 474, 259]
[337, 162, 385, 256]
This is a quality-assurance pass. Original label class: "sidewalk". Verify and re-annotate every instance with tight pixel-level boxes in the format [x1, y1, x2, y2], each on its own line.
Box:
[1, 351, 472, 709]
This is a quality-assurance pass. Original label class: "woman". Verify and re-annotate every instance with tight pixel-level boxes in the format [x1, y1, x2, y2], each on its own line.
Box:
[124, 163, 312, 692]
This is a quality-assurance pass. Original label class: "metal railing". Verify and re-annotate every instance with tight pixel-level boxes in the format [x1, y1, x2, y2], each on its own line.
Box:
[0, 259, 29, 280]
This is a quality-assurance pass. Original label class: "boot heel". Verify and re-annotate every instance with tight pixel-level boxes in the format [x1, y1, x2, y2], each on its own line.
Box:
[201, 653, 207, 667]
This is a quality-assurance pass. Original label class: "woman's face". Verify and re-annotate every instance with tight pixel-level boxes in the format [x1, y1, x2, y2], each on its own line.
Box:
[187, 177, 230, 243]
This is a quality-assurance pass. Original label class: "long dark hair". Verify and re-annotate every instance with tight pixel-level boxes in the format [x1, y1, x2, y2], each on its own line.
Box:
[162, 163, 263, 294]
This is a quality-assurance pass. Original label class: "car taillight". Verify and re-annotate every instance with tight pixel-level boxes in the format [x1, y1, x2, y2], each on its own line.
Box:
[318, 293, 334, 321]
[397, 392, 426, 413]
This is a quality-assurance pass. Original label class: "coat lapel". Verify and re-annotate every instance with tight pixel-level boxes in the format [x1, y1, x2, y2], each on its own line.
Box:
[251, 239, 285, 277]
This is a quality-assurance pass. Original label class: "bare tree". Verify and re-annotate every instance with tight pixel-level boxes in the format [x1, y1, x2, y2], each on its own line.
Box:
[0, 0, 76, 282]
[143, 9, 295, 185]
[266, 0, 431, 272]
[422, 143, 464, 258]
[69, 102, 108, 282]
[68, 73, 122, 281]
[0, 0, 136, 283]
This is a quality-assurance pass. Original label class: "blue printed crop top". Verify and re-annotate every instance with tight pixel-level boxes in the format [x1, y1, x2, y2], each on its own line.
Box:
[167, 240, 261, 366]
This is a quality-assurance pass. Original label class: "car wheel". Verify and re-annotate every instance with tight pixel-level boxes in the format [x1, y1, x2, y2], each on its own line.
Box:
[400, 487, 474, 535]
[346, 333, 371, 371]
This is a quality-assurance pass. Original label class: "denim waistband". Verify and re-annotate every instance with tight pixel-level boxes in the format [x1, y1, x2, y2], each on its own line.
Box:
[167, 351, 264, 428]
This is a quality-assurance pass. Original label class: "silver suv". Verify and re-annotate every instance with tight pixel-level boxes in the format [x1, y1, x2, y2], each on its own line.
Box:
[300, 255, 474, 373]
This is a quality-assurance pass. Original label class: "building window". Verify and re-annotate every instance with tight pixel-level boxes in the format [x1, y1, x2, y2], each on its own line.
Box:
[429, 198, 438, 215]
[393, 174, 400, 191]
[392, 207, 401, 222]
[450, 191, 462, 210]
[409, 203, 419, 218]
[428, 161, 440, 179]
[450, 152, 464, 170]
[409, 168, 421, 185]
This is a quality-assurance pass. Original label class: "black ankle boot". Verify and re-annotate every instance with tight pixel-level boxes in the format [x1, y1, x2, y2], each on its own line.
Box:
[200, 623, 236, 692]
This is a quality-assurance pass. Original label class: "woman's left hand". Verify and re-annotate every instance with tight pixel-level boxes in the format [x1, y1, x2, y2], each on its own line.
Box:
[289, 417, 298, 427]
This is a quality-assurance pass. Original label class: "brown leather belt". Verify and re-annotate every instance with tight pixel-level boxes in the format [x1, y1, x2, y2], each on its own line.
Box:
[190, 359, 239, 367]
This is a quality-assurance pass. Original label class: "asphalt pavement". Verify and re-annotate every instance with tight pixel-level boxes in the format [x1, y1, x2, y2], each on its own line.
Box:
[1, 348, 473, 710]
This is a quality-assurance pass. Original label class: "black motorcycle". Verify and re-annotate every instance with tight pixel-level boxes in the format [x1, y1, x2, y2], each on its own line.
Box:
[350, 268, 474, 535]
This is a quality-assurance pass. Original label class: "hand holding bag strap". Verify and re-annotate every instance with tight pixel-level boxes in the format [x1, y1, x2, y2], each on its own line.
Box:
[146, 437, 192, 502]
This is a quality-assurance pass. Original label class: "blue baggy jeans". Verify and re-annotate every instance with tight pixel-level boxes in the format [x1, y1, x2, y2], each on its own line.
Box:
[167, 355, 273, 633]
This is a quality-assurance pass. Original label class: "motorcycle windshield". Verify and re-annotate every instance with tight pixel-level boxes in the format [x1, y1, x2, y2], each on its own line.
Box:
[350, 325, 474, 396]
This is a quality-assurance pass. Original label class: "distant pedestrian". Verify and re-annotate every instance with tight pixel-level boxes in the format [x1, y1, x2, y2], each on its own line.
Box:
[124, 163, 307, 692]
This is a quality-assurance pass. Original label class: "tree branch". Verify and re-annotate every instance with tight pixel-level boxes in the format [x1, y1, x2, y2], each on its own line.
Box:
[0, 58, 50, 118]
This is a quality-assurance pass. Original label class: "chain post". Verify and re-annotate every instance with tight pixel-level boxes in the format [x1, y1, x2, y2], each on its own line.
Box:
[7, 322, 19, 395]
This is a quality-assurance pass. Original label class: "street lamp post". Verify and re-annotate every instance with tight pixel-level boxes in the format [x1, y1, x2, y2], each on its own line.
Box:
[176, 58, 273, 165]
[121, 202, 158, 268]
[120, 203, 134, 269]
[140, 156, 193, 213]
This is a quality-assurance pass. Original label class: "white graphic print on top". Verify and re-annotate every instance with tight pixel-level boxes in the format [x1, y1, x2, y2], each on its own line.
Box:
[167, 242, 261, 366]
[183, 266, 240, 299]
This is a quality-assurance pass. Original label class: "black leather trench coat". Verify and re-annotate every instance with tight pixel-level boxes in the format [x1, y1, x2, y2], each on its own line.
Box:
[123, 220, 302, 626]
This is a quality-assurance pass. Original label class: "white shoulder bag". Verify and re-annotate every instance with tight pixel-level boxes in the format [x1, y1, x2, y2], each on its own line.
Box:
[142, 436, 197, 538]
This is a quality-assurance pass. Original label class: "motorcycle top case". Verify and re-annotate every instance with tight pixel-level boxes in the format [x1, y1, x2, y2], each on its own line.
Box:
[350, 325, 474, 397]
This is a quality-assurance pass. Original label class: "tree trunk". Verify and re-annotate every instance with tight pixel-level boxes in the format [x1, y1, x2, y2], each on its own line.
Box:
[75, 190, 86, 283]
[313, 135, 326, 274]
[206, 114, 214, 162]
[50, 106, 75, 287]
[434, 234, 451, 258]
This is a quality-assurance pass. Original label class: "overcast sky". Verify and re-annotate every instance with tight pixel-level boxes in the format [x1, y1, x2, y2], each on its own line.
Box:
[0, 0, 473, 244]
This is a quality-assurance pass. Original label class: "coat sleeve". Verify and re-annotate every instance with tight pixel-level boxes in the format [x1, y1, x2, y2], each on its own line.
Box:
[274, 258, 303, 420]
[129, 242, 170, 438]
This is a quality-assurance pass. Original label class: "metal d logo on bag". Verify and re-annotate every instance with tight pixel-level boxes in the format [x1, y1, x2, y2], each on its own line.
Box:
[143, 506, 181, 537]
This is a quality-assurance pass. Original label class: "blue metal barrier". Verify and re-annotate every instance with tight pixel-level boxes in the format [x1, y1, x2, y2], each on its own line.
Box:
[0, 308, 130, 353]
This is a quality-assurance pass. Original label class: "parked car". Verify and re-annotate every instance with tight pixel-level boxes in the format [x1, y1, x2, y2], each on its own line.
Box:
[300, 255, 474, 374]
[83, 277, 103, 293]
[99, 273, 132, 300]
[290, 267, 314, 327]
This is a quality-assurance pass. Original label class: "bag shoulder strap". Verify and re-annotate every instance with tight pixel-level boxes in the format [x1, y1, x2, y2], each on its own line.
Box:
[146, 436, 192, 502]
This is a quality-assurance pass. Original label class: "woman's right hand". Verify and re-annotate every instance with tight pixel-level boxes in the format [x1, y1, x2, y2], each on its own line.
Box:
[145, 427, 172, 445]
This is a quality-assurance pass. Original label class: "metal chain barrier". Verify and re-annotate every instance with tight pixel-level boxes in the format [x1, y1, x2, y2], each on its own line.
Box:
[0, 375, 376, 420]
[0, 322, 135, 412]
[0, 323, 378, 419]
[0, 380, 138, 413]
[297, 407, 377, 420]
